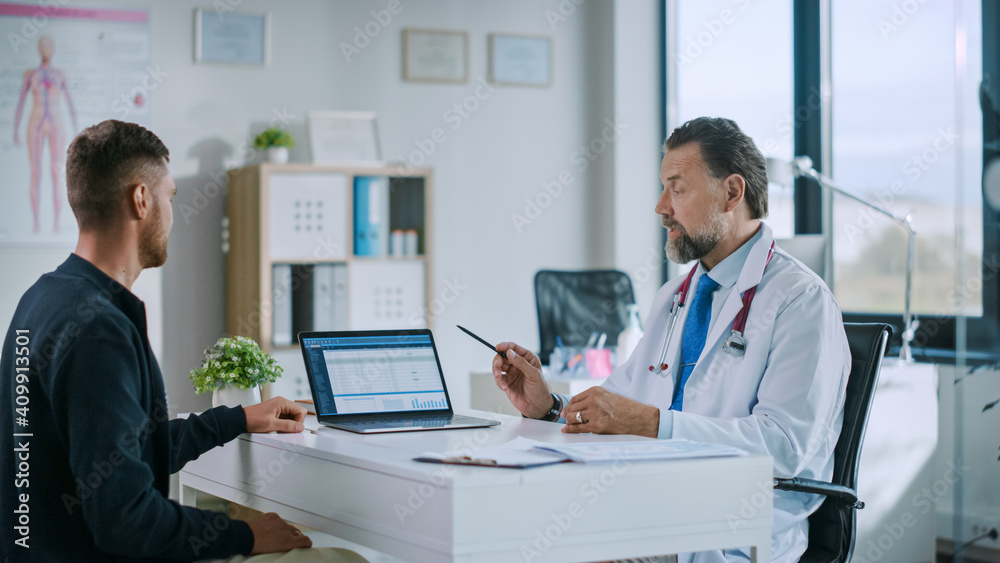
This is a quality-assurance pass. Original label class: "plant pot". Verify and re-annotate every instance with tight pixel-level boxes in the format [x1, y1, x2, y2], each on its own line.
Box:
[212, 385, 261, 408]
[267, 146, 289, 164]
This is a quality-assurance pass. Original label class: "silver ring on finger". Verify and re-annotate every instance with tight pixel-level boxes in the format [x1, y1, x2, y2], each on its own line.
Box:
[576, 411, 583, 424]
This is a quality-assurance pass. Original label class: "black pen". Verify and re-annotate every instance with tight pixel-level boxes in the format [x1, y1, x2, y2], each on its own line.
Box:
[456, 325, 506, 358]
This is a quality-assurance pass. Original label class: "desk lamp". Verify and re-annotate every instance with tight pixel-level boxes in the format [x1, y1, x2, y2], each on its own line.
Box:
[766, 156, 918, 362]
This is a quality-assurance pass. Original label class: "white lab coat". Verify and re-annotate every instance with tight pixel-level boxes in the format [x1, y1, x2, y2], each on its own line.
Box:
[603, 223, 850, 563]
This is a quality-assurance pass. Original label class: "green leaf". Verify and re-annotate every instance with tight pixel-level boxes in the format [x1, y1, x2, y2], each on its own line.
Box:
[188, 336, 283, 394]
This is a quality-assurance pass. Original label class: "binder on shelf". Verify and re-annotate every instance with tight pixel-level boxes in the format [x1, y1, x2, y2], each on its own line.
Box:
[291, 265, 314, 344]
[271, 264, 293, 346]
[290, 264, 350, 342]
[353, 176, 388, 256]
[312, 264, 349, 331]
[331, 263, 349, 329]
[313, 264, 335, 331]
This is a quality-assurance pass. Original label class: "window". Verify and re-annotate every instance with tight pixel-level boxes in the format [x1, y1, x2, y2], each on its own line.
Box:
[665, 0, 997, 361]
[673, 0, 794, 239]
[831, 0, 983, 318]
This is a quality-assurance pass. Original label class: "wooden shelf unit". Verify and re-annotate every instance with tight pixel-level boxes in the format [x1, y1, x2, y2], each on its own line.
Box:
[225, 162, 434, 356]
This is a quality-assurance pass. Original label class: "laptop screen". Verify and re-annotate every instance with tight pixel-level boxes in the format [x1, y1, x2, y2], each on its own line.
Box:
[300, 331, 451, 417]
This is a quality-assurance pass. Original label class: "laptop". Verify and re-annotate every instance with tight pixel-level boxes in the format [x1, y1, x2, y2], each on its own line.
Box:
[299, 329, 501, 434]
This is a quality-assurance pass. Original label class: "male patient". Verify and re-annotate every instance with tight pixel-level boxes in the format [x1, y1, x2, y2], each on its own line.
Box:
[0, 120, 362, 561]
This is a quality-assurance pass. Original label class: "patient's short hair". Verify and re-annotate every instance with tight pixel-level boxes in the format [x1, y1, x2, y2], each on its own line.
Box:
[66, 120, 170, 230]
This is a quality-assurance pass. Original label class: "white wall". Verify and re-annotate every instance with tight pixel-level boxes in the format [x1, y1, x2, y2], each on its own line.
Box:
[5, 1, 999, 556]
[612, 0, 665, 313]
[1, 0, 662, 416]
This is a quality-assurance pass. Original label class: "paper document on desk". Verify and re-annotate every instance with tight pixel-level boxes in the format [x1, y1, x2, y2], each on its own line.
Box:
[533, 439, 747, 463]
[414, 436, 571, 469]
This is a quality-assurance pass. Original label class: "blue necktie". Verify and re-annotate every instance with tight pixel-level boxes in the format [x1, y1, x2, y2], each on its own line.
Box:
[671, 274, 718, 411]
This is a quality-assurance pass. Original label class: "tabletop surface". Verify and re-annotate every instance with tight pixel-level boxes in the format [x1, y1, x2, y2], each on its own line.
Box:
[226, 410, 773, 488]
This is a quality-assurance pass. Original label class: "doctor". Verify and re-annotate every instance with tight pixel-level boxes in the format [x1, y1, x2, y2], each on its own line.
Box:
[492, 117, 850, 563]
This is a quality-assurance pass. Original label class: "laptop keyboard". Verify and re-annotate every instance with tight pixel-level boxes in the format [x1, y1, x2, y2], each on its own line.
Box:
[351, 416, 458, 427]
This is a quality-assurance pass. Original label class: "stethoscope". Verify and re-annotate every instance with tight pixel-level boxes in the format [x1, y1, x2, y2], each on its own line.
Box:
[649, 241, 775, 374]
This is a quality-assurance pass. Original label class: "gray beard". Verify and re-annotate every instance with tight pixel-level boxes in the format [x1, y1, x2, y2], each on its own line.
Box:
[664, 212, 728, 264]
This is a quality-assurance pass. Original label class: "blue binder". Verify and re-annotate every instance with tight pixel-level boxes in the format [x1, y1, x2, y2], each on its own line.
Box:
[354, 177, 381, 256]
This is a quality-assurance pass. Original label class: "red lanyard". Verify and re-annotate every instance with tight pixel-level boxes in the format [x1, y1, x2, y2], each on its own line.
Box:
[649, 241, 775, 373]
[676, 241, 775, 330]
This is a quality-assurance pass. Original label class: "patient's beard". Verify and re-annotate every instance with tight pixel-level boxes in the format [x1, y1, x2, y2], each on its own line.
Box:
[663, 212, 728, 264]
[139, 201, 169, 269]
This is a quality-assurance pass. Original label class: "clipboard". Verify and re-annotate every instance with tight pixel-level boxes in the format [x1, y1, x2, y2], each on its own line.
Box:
[413, 454, 569, 469]
[413, 436, 571, 469]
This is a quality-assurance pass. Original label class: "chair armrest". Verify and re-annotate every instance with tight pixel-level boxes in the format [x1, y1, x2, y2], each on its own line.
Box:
[773, 477, 865, 509]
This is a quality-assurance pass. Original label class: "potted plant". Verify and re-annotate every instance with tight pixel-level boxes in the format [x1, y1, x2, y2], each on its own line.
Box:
[190, 336, 283, 408]
[253, 127, 295, 164]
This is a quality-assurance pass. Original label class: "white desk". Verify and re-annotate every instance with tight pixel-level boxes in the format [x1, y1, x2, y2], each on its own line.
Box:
[179, 411, 773, 562]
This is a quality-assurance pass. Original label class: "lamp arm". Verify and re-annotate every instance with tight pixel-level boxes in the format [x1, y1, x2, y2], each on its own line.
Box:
[797, 167, 916, 235]
[792, 160, 919, 362]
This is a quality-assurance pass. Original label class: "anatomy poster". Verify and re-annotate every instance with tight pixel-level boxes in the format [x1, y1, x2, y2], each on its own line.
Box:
[0, 4, 150, 247]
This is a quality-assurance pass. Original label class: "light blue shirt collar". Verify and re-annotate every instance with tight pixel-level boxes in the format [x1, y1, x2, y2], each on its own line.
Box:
[702, 225, 763, 291]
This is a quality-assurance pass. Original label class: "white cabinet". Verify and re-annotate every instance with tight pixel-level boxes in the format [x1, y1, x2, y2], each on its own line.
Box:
[225, 163, 433, 400]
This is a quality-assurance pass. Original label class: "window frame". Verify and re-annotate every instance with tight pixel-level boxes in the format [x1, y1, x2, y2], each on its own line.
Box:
[663, 0, 1000, 364]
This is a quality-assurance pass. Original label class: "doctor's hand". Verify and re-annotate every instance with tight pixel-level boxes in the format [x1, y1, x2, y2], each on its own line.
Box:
[561, 387, 660, 438]
[244, 396, 307, 433]
[492, 341, 553, 419]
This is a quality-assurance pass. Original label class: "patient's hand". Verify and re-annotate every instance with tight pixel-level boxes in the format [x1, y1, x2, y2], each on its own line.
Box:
[247, 512, 312, 554]
[244, 397, 306, 433]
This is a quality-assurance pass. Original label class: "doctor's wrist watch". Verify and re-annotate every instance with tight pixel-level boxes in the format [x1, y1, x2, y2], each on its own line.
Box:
[529, 393, 562, 422]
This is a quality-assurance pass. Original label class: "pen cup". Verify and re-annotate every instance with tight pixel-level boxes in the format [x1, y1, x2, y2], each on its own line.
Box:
[585, 348, 614, 379]
[564, 348, 586, 378]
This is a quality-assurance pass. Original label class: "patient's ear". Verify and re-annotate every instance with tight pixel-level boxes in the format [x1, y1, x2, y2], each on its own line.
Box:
[128, 182, 151, 220]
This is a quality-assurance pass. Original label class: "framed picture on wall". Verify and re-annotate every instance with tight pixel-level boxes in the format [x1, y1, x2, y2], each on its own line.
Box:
[307, 111, 383, 166]
[403, 28, 468, 83]
[194, 9, 270, 65]
[488, 34, 552, 87]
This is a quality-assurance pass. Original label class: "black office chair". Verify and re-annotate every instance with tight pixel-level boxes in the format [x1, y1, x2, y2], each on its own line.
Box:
[533, 270, 636, 366]
[774, 322, 892, 563]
